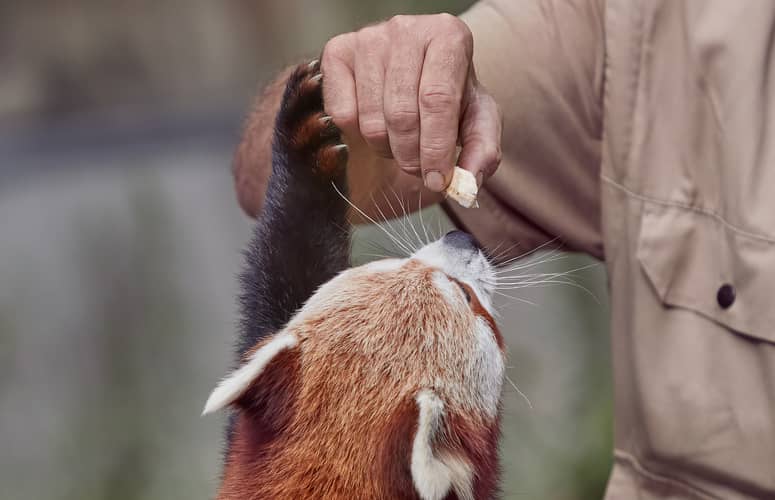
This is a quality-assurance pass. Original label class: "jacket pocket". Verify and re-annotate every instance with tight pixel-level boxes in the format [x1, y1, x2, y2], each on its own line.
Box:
[637, 201, 775, 344]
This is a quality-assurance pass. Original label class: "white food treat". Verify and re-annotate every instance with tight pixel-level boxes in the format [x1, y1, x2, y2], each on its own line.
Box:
[445, 166, 479, 208]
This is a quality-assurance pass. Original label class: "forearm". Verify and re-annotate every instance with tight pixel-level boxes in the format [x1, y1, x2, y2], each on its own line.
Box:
[233, 66, 294, 219]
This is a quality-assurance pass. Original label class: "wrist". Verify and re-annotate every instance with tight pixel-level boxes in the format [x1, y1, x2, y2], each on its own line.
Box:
[234, 65, 295, 218]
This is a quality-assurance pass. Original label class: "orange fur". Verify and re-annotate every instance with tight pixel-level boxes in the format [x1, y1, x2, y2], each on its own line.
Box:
[453, 278, 502, 349]
[215, 260, 504, 499]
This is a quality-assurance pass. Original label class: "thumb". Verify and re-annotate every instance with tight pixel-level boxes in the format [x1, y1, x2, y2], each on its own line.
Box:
[455, 83, 502, 188]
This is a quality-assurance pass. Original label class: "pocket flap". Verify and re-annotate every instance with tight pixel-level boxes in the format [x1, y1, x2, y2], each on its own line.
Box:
[637, 202, 775, 343]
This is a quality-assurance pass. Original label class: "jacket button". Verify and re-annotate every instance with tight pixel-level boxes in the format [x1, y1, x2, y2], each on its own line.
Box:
[717, 284, 736, 309]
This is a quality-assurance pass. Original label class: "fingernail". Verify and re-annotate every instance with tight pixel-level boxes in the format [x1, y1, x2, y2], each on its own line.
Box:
[425, 171, 446, 192]
[475, 171, 484, 188]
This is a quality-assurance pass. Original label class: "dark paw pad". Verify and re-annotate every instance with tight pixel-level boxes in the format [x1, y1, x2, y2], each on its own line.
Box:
[275, 60, 347, 179]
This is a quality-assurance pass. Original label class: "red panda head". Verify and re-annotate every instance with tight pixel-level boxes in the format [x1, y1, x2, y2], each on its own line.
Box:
[204, 230, 504, 500]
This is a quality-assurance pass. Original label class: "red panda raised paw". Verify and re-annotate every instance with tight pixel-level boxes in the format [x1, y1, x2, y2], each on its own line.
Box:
[275, 59, 348, 180]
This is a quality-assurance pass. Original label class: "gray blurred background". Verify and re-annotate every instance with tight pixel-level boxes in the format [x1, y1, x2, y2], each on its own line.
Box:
[0, 1, 612, 499]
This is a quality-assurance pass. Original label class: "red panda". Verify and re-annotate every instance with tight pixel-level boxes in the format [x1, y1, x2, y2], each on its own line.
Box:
[203, 60, 505, 500]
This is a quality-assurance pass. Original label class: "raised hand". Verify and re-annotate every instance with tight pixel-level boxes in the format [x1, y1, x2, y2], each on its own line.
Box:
[320, 14, 502, 193]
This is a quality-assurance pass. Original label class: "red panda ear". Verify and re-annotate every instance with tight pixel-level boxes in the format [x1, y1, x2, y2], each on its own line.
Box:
[202, 331, 299, 415]
[410, 390, 474, 500]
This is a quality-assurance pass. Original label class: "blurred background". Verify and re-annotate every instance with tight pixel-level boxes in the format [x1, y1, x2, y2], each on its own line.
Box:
[0, 1, 612, 499]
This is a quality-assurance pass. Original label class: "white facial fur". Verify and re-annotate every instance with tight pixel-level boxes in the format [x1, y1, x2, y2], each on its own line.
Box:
[415, 236, 502, 418]
[412, 238, 496, 316]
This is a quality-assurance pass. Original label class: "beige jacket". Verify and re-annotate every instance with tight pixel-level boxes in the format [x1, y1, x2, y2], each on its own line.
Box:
[455, 1, 775, 498]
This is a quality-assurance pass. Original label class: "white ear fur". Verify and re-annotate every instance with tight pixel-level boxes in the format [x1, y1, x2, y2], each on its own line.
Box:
[411, 390, 473, 500]
[202, 332, 298, 416]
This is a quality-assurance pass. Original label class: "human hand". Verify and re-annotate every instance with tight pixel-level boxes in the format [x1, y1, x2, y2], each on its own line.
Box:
[320, 13, 502, 193]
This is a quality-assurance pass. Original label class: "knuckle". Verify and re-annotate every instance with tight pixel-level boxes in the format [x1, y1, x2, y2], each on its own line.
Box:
[357, 25, 387, 45]
[359, 118, 389, 144]
[385, 107, 419, 134]
[482, 144, 502, 168]
[395, 151, 420, 170]
[433, 13, 472, 49]
[482, 157, 500, 179]
[421, 140, 451, 162]
[482, 91, 502, 118]
[330, 108, 358, 130]
[389, 14, 414, 31]
[454, 28, 474, 53]
[322, 33, 350, 60]
[437, 13, 466, 31]
[398, 163, 422, 177]
[392, 141, 421, 169]
[419, 85, 459, 113]
[434, 12, 458, 26]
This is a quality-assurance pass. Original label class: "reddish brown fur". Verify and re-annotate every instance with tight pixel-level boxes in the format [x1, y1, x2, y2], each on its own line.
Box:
[443, 413, 502, 499]
[453, 279, 503, 349]
[216, 262, 503, 500]
[289, 112, 325, 151]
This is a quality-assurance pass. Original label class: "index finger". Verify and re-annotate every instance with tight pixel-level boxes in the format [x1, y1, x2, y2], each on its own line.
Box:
[418, 29, 472, 192]
[320, 34, 359, 137]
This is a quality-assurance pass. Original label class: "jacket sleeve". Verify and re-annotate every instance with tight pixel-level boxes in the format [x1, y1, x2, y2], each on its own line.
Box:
[450, 0, 605, 260]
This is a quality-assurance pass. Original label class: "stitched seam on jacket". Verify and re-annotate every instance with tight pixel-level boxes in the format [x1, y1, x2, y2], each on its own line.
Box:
[622, 0, 646, 175]
[601, 174, 775, 244]
[614, 450, 721, 500]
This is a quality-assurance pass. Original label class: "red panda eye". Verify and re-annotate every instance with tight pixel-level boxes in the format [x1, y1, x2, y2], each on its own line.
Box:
[456, 282, 472, 303]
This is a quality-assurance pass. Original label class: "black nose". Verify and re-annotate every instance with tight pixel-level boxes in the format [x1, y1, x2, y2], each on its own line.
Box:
[443, 230, 481, 251]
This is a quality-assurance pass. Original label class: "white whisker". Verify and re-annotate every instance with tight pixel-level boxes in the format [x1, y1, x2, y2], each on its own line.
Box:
[493, 290, 538, 306]
[370, 192, 413, 256]
[332, 182, 414, 256]
[494, 237, 563, 268]
[495, 262, 600, 283]
[497, 280, 600, 303]
[417, 190, 432, 245]
[494, 251, 569, 274]
[387, 186, 421, 253]
[505, 374, 533, 410]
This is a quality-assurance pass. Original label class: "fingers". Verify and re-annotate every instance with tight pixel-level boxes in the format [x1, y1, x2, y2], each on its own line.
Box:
[321, 14, 496, 195]
[354, 26, 392, 157]
[321, 34, 358, 137]
[383, 17, 423, 176]
[418, 17, 473, 191]
[456, 81, 503, 187]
